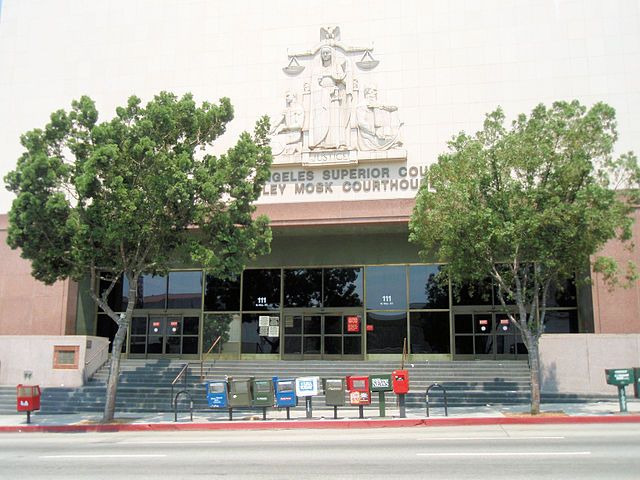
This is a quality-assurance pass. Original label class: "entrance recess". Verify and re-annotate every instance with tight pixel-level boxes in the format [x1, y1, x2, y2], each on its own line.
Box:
[282, 312, 363, 359]
[453, 311, 527, 359]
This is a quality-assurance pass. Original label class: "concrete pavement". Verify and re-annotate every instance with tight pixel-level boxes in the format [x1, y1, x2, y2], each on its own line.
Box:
[2, 399, 640, 432]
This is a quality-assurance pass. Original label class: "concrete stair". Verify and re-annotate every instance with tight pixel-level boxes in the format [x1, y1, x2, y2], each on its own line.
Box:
[0, 386, 18, 415]
[36, 359, 541, 414]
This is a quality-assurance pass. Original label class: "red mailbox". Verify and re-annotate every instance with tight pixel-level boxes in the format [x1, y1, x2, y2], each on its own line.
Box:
[346, 376, 370, 405]
[17, 384, 41, 412]
[392, 370, 409, 394]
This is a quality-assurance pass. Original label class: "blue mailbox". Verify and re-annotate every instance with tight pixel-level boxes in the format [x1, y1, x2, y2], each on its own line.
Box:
[206, 380, 228, 408]
[273, 376, 297, 407]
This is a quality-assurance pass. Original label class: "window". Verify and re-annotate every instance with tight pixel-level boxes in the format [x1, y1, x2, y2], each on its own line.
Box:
[53, 346, 79, 369]
[408, 265, 449, 309]
[242, 269, 281, 311]
[366, 266, 407, 310]
[204, 274, 240, 311]
[167, 271, 203, 309]
[323, 267, 364, 307]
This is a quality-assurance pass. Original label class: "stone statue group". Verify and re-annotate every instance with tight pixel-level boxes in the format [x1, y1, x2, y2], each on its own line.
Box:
[270, 38, 402, 157]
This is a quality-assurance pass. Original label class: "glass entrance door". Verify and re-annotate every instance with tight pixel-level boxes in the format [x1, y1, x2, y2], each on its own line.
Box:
[129, 314, 200, 357]
[282, 312, 363, 359]
[453, 312, 527, 359]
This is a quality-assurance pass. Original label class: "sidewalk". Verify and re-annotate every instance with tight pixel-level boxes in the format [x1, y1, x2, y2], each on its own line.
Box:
[2, 400, 640, 433]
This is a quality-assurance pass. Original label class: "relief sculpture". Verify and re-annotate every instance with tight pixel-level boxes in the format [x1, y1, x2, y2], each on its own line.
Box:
[271, 26, 406, 167]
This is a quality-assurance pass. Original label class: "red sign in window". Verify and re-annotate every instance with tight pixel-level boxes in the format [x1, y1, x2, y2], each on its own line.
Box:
[500, 319, 509, 325]
[152, 322, 160, 327]
[170, 321, 178, 326]
[347, 316, 360, 332]
[366, 324, 374, 331]
[479, 319, 488, 325]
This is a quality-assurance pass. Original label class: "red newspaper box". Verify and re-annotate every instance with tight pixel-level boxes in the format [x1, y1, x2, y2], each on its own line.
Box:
[392, 370, 409, 394]
[17, 384, 41, 412]
[346, 376, 371, 405]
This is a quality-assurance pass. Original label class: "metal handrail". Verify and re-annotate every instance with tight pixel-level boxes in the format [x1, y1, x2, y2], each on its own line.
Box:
[401, 337, 407, 369]
[425, 383, 448, 417]
[85, 342, 109, 366]
[200, 336, 222, 382]
[171, 363, 190, 408]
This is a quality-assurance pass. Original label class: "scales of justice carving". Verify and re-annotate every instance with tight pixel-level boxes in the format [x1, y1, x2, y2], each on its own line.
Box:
[270, 26, 407, 167]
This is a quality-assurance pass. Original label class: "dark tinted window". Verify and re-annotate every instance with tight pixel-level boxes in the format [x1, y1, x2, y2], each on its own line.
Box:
[409, 265, 449, 309]
[139, 274, 167, 309]
[544, 310, 579, 333]
[366, 312, 406, 354]
[242, 269, 281, 311]
[410, 311, 450, 353]
[204, 274, 240, 311]
[366, 266, 407, 310]
[100, 276, 126, 312]
[453, 279, 493, 306]
[284, 268, 322, 308]
[546, 278, 578, 308]
[241, 314, 280, 353]
[167, 271, 202, 309]
[324, 267, 364, 307]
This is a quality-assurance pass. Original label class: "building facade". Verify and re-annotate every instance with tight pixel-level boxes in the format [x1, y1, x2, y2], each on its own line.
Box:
[1, 1, 640, 366]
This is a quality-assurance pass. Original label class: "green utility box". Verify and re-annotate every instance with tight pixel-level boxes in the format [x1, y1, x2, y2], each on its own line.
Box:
[605, 368, 635, 413]
[228, 379, 252, 408]
[605, 368, 634, 387]
[252, 378, 275, 407]
[323, 378, 346, 406]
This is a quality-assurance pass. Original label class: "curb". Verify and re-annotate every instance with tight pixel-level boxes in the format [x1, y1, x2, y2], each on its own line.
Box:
[2, 415, 640, 433]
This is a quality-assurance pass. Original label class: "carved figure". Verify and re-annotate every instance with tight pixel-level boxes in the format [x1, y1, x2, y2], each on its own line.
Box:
[269, 90, 304, 155]
[356, 85, 402, 150]
[309, 46, 351, 150]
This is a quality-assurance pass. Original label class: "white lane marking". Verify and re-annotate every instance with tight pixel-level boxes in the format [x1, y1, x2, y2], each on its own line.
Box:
[40, 454, 167, 459]
[417, 451, 590, 457]
[418, 436, 565, 441]
[119, 440, 222, 444]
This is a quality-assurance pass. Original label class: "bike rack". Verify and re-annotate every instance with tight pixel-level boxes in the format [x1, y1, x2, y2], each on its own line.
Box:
[173, 390, 194, 422]
[425, 383, 448, 417]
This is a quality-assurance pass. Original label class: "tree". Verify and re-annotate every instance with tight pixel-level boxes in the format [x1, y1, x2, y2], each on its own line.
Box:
[4, 92, 272, 421]
[409, 100, 639, 414]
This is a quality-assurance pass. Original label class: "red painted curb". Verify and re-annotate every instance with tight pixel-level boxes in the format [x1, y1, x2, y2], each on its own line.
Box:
[2, 415, 640, 433]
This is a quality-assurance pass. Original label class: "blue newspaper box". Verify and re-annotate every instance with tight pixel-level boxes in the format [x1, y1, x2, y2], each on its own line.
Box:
[206, 380, 228, 408]
[273, 376, 297, 407]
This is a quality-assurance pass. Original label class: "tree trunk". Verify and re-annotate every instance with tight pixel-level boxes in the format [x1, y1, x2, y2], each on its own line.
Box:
[103, 315, 128, 422]
[527, 338, 541, 415]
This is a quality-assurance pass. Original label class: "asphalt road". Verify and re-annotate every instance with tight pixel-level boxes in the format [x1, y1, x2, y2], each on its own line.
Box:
[1, 423, 639, 479]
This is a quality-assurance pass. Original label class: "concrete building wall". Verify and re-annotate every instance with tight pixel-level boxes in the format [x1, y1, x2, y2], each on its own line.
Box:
[0, 335, 109, 387]
[540, 333, 640, 395]
[0, 214, 77, 336]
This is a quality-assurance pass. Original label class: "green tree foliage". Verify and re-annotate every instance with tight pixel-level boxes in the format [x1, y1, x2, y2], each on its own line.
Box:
[5, 92, 272, 421]
[409, 100, 639, 413]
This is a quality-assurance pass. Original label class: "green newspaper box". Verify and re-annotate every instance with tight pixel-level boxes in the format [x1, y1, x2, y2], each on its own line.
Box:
[252, 378, 275, 407]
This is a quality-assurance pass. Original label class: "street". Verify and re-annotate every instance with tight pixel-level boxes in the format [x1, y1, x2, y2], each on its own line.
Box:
[1, 423, 639, 479]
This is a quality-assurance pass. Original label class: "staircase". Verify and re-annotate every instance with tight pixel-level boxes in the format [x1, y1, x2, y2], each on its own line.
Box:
[37, 359, 536, 414]
[0, 386, 17, 414]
